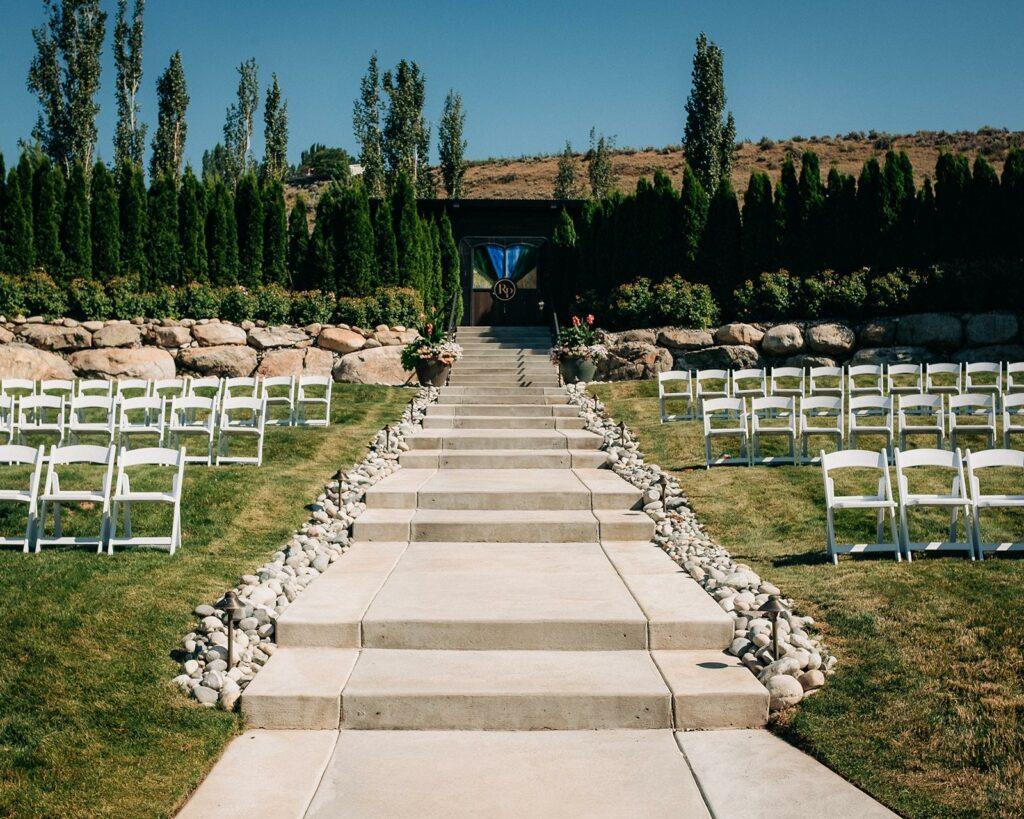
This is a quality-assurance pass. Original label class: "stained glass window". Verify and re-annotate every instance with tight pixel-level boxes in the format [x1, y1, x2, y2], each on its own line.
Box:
[471, 243, 539, 290]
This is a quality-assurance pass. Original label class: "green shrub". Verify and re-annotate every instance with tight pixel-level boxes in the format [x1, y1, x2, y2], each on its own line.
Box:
[606, 277, 655, 329]
[865, 270, 914, 315]
[107, 277, 147, 320]
[178, 283, 223, 320]
[0, 275, 26, 318]
[219, 287, 259, 323]
[21, 271, 69, 319]
[335, 296, 370, 328]
[142, 286, 181, 320]
[732, 270, 800, 321]
[289, 290, 335, 326]
[69, 278, 112, 320]
[365, 287, 423, 328]
[651, 276, 719, 328]
[254, 285, 293, 324]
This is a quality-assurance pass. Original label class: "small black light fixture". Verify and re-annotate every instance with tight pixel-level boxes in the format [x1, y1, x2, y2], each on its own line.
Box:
[222, 590, 245, 667]
[333, 469, 345, 507]
[756, 597, 788, 661]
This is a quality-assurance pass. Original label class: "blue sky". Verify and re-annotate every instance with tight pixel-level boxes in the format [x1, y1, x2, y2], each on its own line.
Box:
[1, 0, 1022, 169]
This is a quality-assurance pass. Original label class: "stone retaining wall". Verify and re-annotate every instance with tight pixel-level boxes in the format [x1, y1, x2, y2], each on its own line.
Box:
[599, 312, 1024, 381]
[0, 316, 420, 385]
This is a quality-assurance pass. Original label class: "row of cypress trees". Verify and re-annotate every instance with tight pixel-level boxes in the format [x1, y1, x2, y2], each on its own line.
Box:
[557, 147, 1024, 308]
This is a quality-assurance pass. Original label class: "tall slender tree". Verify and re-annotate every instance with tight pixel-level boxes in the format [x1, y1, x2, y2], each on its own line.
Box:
[439, 212, 462, 323]
[588, 128, 616, 199]
[969, 155, 1001, 258]
[549, 208, 578, 317]
[113, 0, 146, 169]
[700, 175, 742, 298]
[90, 160, 120, 281]
[223, 58, 259, 184]
[32, 157, 64, 274]
[286, 195, 310, 288]
[797, 151, 825, 270]
[353, 54, 386, 198]
[234, 172, 263, 286]
[391, 171, 421, 287]
[438, 90, 467, 198]
[553, 141, 582, 199]
[178, 166, 207, 280]
[741, 171, 775, 276]
[382, 59, 430, 194]
[1, 168, 34, 275]
[683, 33, 734, 196]
[1003, 147, 1024, 258]
[150, 51, 189, 182]
[262, 74, 289, 180]
[205, 177, 238, 284]
[679, 163, 708, 269]
[373, 196, 399, 286]
[774, 157, 801, 268]
[934, 152, 971, 259]
[147, 173, 180, 283]
[261, 177, 288, 284]
[118, 159, 147, 282]
[330, 182, 375, 297]
[61, 160, 91, 279]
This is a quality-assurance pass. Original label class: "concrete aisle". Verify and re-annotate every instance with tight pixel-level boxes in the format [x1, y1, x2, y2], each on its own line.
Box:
[180, 327, 894, 818]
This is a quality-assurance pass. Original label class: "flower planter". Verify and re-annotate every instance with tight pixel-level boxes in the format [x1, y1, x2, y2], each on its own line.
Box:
[415, 359, 451, 387]
[558, 358, 597, 384]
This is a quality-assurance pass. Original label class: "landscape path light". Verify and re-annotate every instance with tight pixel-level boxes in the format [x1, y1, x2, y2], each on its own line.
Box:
[222, 590, 245, 668]
[756, 596, 788, 661]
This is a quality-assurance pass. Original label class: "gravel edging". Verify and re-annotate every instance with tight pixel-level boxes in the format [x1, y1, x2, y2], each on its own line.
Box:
[565, 382, 836, 711]
[171, 386, 439, 710]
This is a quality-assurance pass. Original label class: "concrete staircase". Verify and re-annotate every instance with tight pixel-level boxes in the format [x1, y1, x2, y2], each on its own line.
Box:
[241, 325, 768, 735]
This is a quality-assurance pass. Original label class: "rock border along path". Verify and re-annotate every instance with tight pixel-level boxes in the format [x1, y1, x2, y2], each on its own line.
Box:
[180, 327, 894, 818]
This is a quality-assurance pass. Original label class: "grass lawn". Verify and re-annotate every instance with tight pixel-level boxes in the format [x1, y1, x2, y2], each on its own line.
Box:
[0, 384, 413, 819]
[591, 379, 1024, 819]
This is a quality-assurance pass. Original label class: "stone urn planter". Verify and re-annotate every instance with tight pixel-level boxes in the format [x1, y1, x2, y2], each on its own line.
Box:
[558, 358, 597, 384]
[415, 359, 451, 387]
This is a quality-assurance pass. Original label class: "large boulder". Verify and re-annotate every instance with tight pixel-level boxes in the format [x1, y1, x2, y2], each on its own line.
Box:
[611, 328, 657, 345]
[677, 344, 761, 370]
[806, 322, 855, 357]
[953, 344, 1024, 364]
[150, 325, 192, 347]
[895, 313, 962, 349]
[318, 327, 367, 354]
[302, 347, 334, 376]
[851, 346, 932, 365]
[17, 323, 92, 351]
[761, 324, 804, 356]
[178, 345, 257, 377]
[964, 313, 1018, 347]
[256, 347, 335, 377]
[857, 319, 896, 347]
[784, 354, 837, 369]
[247, 326, 307, 350]
[69, 347, 175, 380]
[0, 343, 75, 379]
[714, 323, 764, 347]
[92, 323, 142, 348]
[598, 342, 673, 381]
[192, 322, 247, 346]
[656, 327, 714, 350]
[333, 345, 413, 386]
[374, 328, 420, 346]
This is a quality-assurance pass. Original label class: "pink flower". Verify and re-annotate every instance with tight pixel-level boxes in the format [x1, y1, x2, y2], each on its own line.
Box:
[572, 316, 581, 327]
[586, 314, 595, 325]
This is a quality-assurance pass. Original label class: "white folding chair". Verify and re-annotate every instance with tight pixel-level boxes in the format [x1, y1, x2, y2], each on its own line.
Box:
[966, 448, 1024, 558]
[167, 397, 216, 465]
[186, 376, 223, 401]
[36, 444, 115, 553]
[1005, 362, 1024, 394]
[0, 396, 15, 444]
[1003, 393, 1024, 448]
[217, 396, 267, 466]
[657, 371, 693, 423]
[848, 395, 893, 453]
[0, 444, 44, 552]
[108, 446, 185, 555]
[808, 366, 844, 399]
[223, 376, 260, 400]
[948, 393, 997, 450]
[925, 362, 962, 396]
[886, 363, 922, 396]
[1, 378, 37, 399]
[770, 366, 805, 400]
[733, 368, 768, 400]
[153, 378, 188, 403]
[117, 396, 166, 449]
[894, 447, 973, 561]
[897, 394, 944, 449]
[799, 396, 844, 464]
[702, 396, 749, 468]
[750, 396, 797, 464]
[964, 361, 1002, 399]
[68, 394, 116, 446]
[847, 364, 884, 398]
[820, 449, 901, 564]
[16, 395, 65, 447]
[296, 375, 332, 427]
[260, 375, 297, 427]
[695, 369, 730, 413]
[76, 378, 114, 397]
[39, 379, 75, 400]
[115, 378, 152, 400]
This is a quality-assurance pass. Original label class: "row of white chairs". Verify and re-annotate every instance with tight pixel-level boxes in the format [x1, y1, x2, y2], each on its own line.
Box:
[0, 444, 184, 555]
[0, 394, 268, 466]
[660, 362, 1024, 422]
[820, 447, 1024, 564]
[702, 393, 1024, 467]
[0, 375, 333, 428]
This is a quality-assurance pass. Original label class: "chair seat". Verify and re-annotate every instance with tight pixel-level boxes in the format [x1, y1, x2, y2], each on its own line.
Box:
[976, 497, 1024, 507]
[222, 425, 261, 433]
[0, 489, 34, 502]
[41, 490, 106, 503]
[170, 425, 214, 433]
[707, 427, 746, 435]
[903, 495, 969, 506]
[832, 497, 896, 509]
[114, 491, 176, 503]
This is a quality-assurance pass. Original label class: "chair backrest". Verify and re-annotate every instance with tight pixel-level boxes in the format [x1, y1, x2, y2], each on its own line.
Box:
[18, 394, 63, 420]
[898, 393, 943, 412]
[966, 447, 1024, 471]
[966, 361, 1000, 376]
[849, 395, 892, 413]
[223, 377, 259, 397]
[1003, 393, 1024, 412]
[949, 393, 995, 413]
[115, 378, 152, 398]
[77, 379, 114, 396]
[71, 394, 114, 411]
[118, 445, 183, 469]
[187, 377, 223, 398]
[1006, 362, 1024, 385]
[48, 443, 114, 466]
[0, 394, 13, 420]
[887, 363, 922, 387]
[822, 448, 888, 472]
[703, 396, 745, 415]
[170, 396, 216, 426]
[965, 361, 1002, 390]
[696, 369, 728, 382]
[926, 362, 962, 389]
[752, 396, 794, 415]
[895, 446, 962, 470]
[153, 378, 188, 397]
[0, 443, 44, 466]
[260, 375, 295, 395]
[119, 396, 165, 423]
[39, 379, 74, 396]
[848, 364, 883, 380]
[771, 367, 804, 380]
[297, 375, 331, 396]
[2, 378, 37, 397]
[800, 395, 843, 415]
[220, 396, 266, 428]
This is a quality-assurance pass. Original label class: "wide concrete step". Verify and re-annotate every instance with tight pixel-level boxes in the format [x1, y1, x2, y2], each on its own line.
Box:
[441, 386, 566, 396]
[456, 344, 551, 352]
[447, 377, 561, 387]
[458, 353, 552, 362]
[437, 394, 570, 406]
[453, 363, 555, 373]
[422, 415, 584, 429]
[353, 509, 654, 542]
[426, 403, 578, 417]
[399, 449, 608, 469]
[405, 429, 602, 451]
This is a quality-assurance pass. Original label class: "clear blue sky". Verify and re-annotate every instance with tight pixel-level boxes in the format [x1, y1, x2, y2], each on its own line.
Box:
[1, 0, 1022, 169]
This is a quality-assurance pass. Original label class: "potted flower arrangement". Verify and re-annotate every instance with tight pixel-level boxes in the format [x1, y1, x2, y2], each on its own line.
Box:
[551, 314, 607, 383]
[401, 315, 463, 387]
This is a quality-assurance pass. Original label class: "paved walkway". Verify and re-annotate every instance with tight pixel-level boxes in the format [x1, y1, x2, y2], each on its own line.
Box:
[180, 327, 894, 818]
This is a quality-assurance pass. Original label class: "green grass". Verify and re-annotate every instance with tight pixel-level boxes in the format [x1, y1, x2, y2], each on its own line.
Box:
[591, 380, 1024, 819]
[0, 384, 413, 818]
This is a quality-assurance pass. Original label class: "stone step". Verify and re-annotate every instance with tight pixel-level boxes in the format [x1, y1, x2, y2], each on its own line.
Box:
[447, 377, 561, 387]
[422, 415, 585, 430]
[405, 429, 602, 451]
[399, 449, 608, 469]
[441, 386, 566, 396]
[437, 394, 569, 406]
[352, 509, 654, 542]
[456, 344, 551, 352]
[453, 363, 555, 372]
[457, 353, 552, 362]
[425, 403, 578, 417]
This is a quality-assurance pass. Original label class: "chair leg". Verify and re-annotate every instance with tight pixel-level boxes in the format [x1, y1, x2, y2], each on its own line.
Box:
[171, 503, 181, 555]
[704, 435, 711, 469]
[899, 504, 910, 556]
[23, 508, 35, 554]
[825, 508, 838, 565]
[124, 503, 132, 539]
[889, 506, 901, 561]
[53, 502, 62, 539]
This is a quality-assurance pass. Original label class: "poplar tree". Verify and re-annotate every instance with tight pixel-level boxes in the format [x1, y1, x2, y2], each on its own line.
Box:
[286, 195, 310, 289]
[234, 172, 263, 286]
[262, 74, 289, 180]
[178, 167, 207, 281]
[438, 90, 467, 198]
[147, 174, 180, 284]
[1, 169, 34, 275]
[113, 0, 146, 169]
[679, 163, 708, 269]
[353, 54, 386, 198]
[439, 212, 462, 324]
[62, 160, 91, 279]
[150, 51, 189, 182]
[32, 157, 64, 274]
[391, 171, 421, 287]
[90, 161, 120, 281]
[205, 178, 238, 284]
[587, 128, 616, 199]
[554, 141, 582, 199]
[741, 172, 775, 276]
[28, 0, 108, 175]
[683, 33, 734, 196]
[373, 196, 399, 286]
[118, 160, 148, 282]
[382, 60, 430, 194]
[223, 59, 259, 184]
[261, 177, 288, 284]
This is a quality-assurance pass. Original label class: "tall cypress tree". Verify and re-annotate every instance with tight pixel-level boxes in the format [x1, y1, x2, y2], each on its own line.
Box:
[179, 167, 208, 281]
[331, 182, 375, 297]
[438, 212, 462, 324]
[147, 174, 181, 284]
[62, 161, 92, 280]
[427, 219, 443, 310]
[679, 163, 708, 272]
[1002, 147, 1024, 258]
[797, 151, 825, 271]
[774, 157, 801, 270]
[286, 194, 310, 289]
[741, 172, 775, 276]
[391, 171, 421, 287]
[206, 178, 238, 284]
[914, 177, 938, 265]
[856, 157, 884, 266]
[235, 172, 264, 287]
[969, 155, 1001, 259]
[549, 208, 577, 318]
[90, 161, 120, 281]
[119, 161, 148, 284]
[934, 152, 971, 260]
[32, 157, 64, 275]
[373, 196, 399, 286]
[261, 177, 288, 285]
[1, 168, 34, 275]
[308, 186, 337, 291]
[699, 175, 742, 300]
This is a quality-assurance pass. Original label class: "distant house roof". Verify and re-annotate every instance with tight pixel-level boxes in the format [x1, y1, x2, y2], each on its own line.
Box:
[349, 163, 364, 176]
